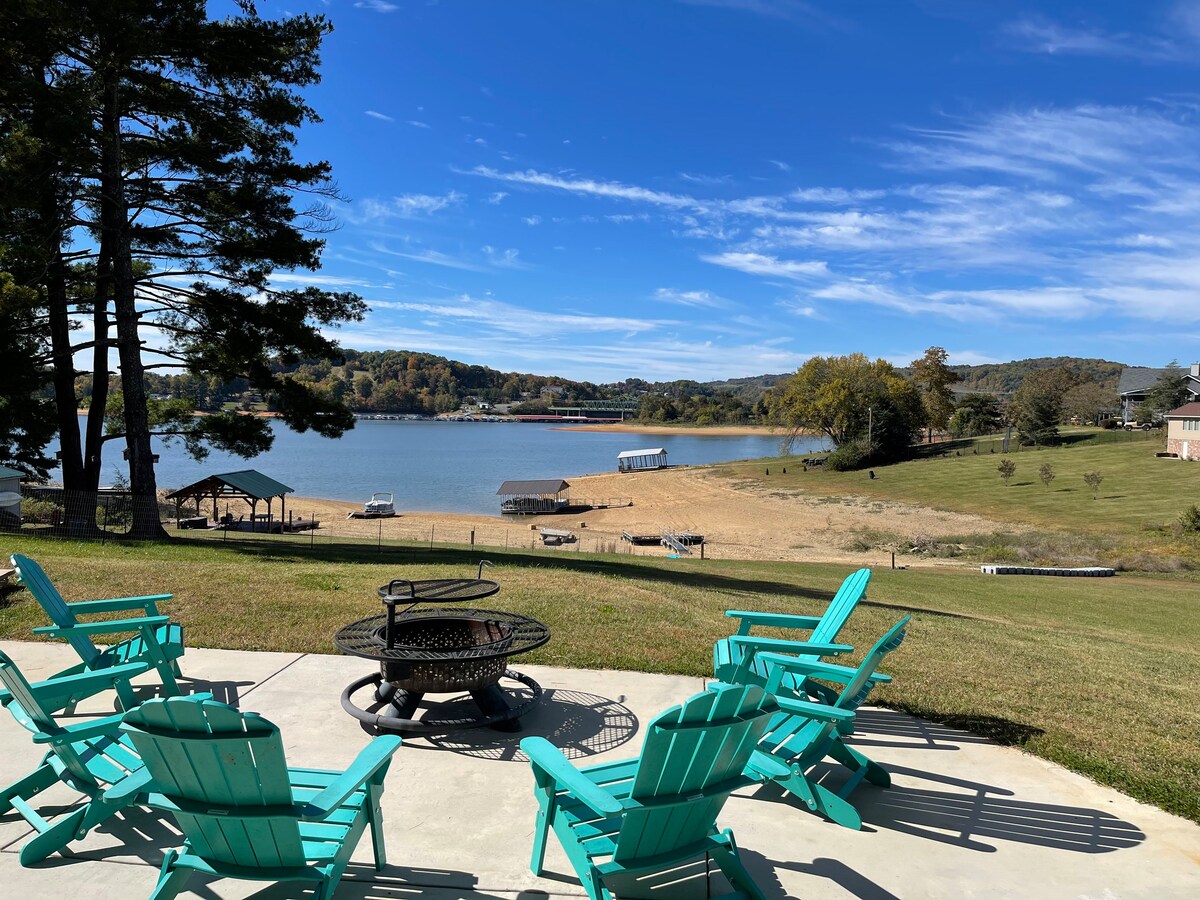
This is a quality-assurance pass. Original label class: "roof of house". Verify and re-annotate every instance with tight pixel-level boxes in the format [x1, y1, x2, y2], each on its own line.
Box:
[617, 448, 667, 459]
[1118, 367, 1171, 395]
[496, 479, 570, 496]
[1118, 366, 1200, 396]
[0, 465, 24, 480]
[165, 469, 294, 500]
[1164, 402, 1200, 418]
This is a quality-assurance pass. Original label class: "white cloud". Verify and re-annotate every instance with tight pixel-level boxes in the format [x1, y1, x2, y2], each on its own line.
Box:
[364, 110, 395, 122]
[1002, 16, 1183, 63]
[653, 288, 734, 309]
[521, 215, 542, 226]
[769, 159, 792, 172]
[407, 120, 431, 129]
[702, 251, 828, 280]
[371, 245, 487, 272]
[350, 191, 464, 223]
[467, 166, 701, 210]
[481, 246, 527, 269]
[355, 0, 398, 12]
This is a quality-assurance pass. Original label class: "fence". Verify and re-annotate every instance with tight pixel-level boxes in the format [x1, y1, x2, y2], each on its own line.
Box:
[0, 488, 685, 559]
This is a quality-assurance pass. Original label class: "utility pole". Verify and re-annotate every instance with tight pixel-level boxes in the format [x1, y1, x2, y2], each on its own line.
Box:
[868, 406, 873, 450]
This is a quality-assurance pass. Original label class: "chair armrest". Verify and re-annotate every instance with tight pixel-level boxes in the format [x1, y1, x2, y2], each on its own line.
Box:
[724, 610, 822, 630]
[728, 635, 854, 657]
[775, 695, 855, 724]
[754, 652, 861, 683]
[103, 767, 154, 805]
[69, 594, 172, 615]
[520, 737, 623, 817]
[33, 615, 171, 638]
[301, 735, 403, 819]
[26, 662, 151, 710]
[34, 712, 126, 744]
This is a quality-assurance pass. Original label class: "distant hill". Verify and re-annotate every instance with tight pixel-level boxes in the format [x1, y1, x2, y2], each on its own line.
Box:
[939, 357, 1127, 397]
[700, 373, 790, 402]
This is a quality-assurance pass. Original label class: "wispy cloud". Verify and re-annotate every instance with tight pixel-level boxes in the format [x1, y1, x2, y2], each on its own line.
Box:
[521, 215, 542, 226]
[654, 288, 735, 309]
[769, 159, 792, 172]
[364, 110, 395, 122]
[702, 251, 828, 279]
[355, 0, 398, 13]
[486, 192, 508, 204]
[407, 120, 431, 129]
[1002, 15, 1185, 63]
[466, 166, 701, 210]
[370, 294, 671, 336]
[350, 191, 464, 224]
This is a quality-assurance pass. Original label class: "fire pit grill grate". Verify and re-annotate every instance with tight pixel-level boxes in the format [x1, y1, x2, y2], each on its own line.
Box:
[334, 608, 549, 662]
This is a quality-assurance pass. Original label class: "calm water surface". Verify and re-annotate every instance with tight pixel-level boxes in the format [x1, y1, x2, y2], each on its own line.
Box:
[61, 418, 827, 515]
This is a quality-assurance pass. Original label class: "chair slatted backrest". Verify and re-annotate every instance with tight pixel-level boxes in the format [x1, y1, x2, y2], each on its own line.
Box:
[773, 616, 910, 713]
[11, 554, 100, 665]
[809, 567, 871, 646]
[0, 650, 125, 788]
[121, 696, 305, 869]
[614, 684, 776, 864]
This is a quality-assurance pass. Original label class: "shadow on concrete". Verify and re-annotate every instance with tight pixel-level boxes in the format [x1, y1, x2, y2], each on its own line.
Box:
[406, 688, 639, 762]
[240, 864, 537, 899]
[860, 765, 1147, 854]
[740, 849, 903, 900]
[850, 707, 1044, 750]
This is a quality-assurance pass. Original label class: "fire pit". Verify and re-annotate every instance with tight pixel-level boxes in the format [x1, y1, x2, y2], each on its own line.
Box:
[335, 574, 551, 734]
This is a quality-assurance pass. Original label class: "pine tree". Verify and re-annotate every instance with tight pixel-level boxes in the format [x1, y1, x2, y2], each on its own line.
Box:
[1, 1, 365, 537]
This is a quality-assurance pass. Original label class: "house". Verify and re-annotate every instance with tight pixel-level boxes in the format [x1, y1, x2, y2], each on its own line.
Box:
[1118, 364, 1200, 421]
[1164, 403, 1200, 460]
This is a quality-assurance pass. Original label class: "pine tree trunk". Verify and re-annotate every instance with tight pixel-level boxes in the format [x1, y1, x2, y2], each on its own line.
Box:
[100, 75, 165, 540]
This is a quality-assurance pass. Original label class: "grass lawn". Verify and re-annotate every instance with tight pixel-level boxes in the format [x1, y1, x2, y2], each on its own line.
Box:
[713, 429, 1200, 567]
[1, 531, 1197, 824]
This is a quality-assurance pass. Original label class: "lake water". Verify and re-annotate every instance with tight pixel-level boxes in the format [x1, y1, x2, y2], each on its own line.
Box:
[56, 418, 827, 515]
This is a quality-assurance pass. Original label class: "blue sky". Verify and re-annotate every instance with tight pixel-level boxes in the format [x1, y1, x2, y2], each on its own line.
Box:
[268, 0, 1200, 381]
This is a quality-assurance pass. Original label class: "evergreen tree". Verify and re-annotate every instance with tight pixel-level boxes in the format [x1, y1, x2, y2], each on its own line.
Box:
[0, 273, 56, 477]
[1143, 360, 1191, 418]
[1, 1, 365, 537]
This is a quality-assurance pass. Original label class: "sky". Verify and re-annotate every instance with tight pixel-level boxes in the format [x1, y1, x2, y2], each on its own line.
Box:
[260, 0, 1200, 382]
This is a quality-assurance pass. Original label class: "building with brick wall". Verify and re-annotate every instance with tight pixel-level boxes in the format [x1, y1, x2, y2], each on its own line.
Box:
[1164, 402, 1200, 459]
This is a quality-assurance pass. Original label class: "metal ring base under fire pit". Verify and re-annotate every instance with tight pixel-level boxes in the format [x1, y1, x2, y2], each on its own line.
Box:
[341, 668, 543, 735]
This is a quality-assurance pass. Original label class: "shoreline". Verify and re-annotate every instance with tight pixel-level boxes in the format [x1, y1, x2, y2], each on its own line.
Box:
[551, 422, 780, 436]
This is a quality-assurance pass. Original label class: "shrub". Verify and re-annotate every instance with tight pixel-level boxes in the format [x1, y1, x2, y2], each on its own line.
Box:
[825, 440, 872, 472]
[1083, 471, 1104, 499]
[1099, 418, 1120, 430]
[1038, 463, 1056, 489]
[1179, 504, 1200, 533]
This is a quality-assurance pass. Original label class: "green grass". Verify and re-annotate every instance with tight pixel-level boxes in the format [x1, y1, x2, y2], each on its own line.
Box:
[1, 531, 1197, 823]
[717, 430, 1200, 565]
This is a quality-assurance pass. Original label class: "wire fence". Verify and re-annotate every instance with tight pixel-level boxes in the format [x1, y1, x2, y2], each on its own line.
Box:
[0, 488, 698, 558]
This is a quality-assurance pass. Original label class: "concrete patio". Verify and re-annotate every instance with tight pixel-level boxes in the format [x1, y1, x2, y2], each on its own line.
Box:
[1, 640, 1197, 899]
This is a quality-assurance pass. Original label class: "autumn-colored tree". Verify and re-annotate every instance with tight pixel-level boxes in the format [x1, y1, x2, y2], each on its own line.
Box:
[910, 346, 960, 442]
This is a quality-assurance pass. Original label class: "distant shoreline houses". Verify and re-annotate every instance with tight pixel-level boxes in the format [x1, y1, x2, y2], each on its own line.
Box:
[1118, 364, 1200, 422]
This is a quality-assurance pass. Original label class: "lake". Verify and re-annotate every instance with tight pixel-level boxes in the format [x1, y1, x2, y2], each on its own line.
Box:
[56, 418, 828, 515]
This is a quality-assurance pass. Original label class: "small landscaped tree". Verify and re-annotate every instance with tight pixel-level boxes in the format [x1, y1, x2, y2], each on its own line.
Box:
[998, 459, 1016, 486]
[1083, 471, 1104, 499]
[1038, 462, 1055, 489]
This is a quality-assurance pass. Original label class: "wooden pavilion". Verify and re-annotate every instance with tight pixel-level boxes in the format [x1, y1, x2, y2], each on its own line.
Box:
[166, 469, 294, 531]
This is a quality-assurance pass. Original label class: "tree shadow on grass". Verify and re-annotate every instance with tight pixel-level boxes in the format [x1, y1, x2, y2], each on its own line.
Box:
[196, 536, 842, 603]
[853, 706, 1045, 749]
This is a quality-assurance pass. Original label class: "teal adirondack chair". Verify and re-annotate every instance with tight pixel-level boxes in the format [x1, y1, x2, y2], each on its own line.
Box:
[738, 616, 910, 830]
[11, 554, 185, 707]
[111, 695, 401, 900]
[713, 567, 871, 715]
[0, 649, 161, 865]
[521, 683, 789, 900]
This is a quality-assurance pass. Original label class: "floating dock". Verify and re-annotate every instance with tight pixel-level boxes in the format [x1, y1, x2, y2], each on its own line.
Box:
[980, 565, 1115, 577]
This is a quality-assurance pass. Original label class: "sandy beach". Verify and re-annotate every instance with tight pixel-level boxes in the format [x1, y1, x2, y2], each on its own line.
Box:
[278, 464, 1012, 567]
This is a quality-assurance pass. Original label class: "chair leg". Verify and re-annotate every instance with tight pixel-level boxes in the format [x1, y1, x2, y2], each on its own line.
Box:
[18, 806, 88, 865]
[709, 831, 766, 900]
[367, 782, 387, 870]
[0, 764, 58, 816]
[828, 739, 890, 788]
[529, 797, 553, 876]
[149, 850, 191, 900]
[155, 660, 182, 697]
[777, 769, 862, 830]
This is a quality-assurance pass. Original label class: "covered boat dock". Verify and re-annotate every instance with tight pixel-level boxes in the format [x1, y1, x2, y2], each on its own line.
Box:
[497, 479, 571, 515]
[617, 447, 668, 473]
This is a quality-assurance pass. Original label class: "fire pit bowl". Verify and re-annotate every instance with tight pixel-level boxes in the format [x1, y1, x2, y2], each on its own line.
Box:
[334, 584, 551, 735]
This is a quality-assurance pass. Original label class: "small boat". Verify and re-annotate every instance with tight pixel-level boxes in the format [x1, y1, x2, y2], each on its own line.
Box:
[347, 492, 397, 519]
[365, 492, 395, 515]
